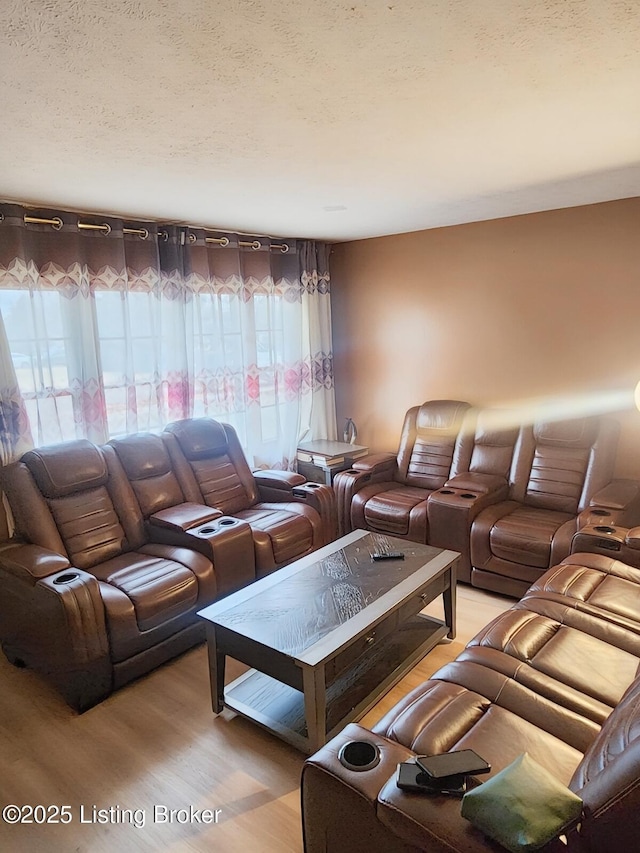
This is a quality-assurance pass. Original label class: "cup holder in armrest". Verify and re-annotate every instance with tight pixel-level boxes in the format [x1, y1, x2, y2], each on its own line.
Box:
[306, 483, 321, 488]
[591, 509, 611, 517]
[53, 572, 80, 585]
[197, 517, 237, 535]
[594, 525, 616, 534]
[337, 740, 381, 772]
[439, 489, 455, 495]
[460, 493, 476, 499]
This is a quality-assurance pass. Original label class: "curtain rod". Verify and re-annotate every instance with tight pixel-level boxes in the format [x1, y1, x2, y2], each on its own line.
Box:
[19, 214, 290, 253]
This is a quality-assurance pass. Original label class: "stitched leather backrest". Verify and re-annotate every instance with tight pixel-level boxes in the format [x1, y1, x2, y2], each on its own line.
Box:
[165, 418, 229, 460]
[523, 417, 604, 513]
[21, 441, 127, 569]
[467, 410, 519, 478]
[571, 676, 640, 851]
[23, 440, 107, 498]
[164, 418, 257, 512]
[109, 433, 185, 517]
[397, 400, 470, 489]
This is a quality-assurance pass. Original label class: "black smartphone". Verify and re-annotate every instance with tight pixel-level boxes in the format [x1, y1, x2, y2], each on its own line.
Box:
[416, 749, 490, 779]
[396, 762, 466, 796]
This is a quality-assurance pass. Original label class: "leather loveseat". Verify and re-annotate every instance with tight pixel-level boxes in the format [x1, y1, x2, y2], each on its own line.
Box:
[0, 419, 336, 711]
[336, 403, 640, 594]
[301, 547, 640, 852]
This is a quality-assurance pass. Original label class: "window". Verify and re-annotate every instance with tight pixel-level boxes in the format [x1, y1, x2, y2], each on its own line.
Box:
[0, 289, 76, 444]
[0, 213, 333, 468]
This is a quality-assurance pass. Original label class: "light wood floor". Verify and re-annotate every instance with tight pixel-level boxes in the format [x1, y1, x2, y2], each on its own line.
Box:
[0, 585, 511, 852]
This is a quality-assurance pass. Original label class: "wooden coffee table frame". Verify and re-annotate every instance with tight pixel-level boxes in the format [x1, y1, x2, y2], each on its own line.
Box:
[199, 530, 458, 754]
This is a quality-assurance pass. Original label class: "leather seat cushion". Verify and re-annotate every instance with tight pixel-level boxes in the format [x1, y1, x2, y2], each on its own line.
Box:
[490, 506, 573, 568]
[362, 486, 429, 536]
[237, 504, 314, 565]
[93, 551, 198, 631]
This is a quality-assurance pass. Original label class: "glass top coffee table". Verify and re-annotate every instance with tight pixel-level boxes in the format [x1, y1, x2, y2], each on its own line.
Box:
[198, 529, 459, 753]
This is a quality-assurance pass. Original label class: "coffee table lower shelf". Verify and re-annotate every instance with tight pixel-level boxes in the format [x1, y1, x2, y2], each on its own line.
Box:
[220, 614, 448, 754]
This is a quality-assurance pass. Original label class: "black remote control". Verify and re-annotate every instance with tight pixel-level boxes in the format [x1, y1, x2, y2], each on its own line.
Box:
[372, 551, 405, 561]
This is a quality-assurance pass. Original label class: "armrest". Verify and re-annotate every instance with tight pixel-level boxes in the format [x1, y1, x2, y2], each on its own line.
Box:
[444, 472, 509, 496]
[333, 453, 398, 536]
[302, 723, 414, 853]
[0, 542, 71, 585]
[149, 502, 222, 532]
[0, 560, 111, 711]
[624, 527, 640, 551]
[350, 452, 397, 477]
[427, 480, 509, 584]
[35, 568, 109, 660]
[291, 482, 338, 544]
[587, 479, 640, 527]
[37, 568, 111, 710]
[571, 524, 640, 568]
[254, 469, 306, 500]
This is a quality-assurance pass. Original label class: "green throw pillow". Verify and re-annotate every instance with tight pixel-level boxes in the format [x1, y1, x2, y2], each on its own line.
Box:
[460, 752, 582, 852]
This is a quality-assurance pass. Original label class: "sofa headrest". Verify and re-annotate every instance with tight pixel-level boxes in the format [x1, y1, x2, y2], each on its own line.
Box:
[416, 400, 470, 434]
[534, 417, 599, 449]
[109, 433, 171, 480]
[475, 411, 519, 447]
[164, 418, 229, 461]
[22, 440, 107, 498]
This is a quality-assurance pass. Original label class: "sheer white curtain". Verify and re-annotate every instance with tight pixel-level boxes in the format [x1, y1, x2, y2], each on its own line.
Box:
[181, 232, 336, 468]
[0, 211, 169, 445]
[0, 205, 337, 469]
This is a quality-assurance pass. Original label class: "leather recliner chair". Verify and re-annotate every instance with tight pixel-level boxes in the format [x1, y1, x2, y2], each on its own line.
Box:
[107, 432, 257, 598]
[0, 439, 221, 711]
[162, 417, 337, 574]
[470, 416, 638, 597]
[333, 400, 471, 542]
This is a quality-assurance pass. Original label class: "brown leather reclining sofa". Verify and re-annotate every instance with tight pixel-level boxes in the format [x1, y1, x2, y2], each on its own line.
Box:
[301, 547, 640, 852]
[335, 401, 640, 596]
[0, 418, 337, 711]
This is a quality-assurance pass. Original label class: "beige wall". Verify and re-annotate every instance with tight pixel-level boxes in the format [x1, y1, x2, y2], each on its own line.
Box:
[330, 198, 640, 479]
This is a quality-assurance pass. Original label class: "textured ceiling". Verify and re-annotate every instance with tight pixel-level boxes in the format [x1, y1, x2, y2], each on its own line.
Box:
[1, 0, 639, 241]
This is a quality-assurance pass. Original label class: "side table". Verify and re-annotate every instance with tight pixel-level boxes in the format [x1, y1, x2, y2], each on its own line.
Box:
[297, 439, 368, 485]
